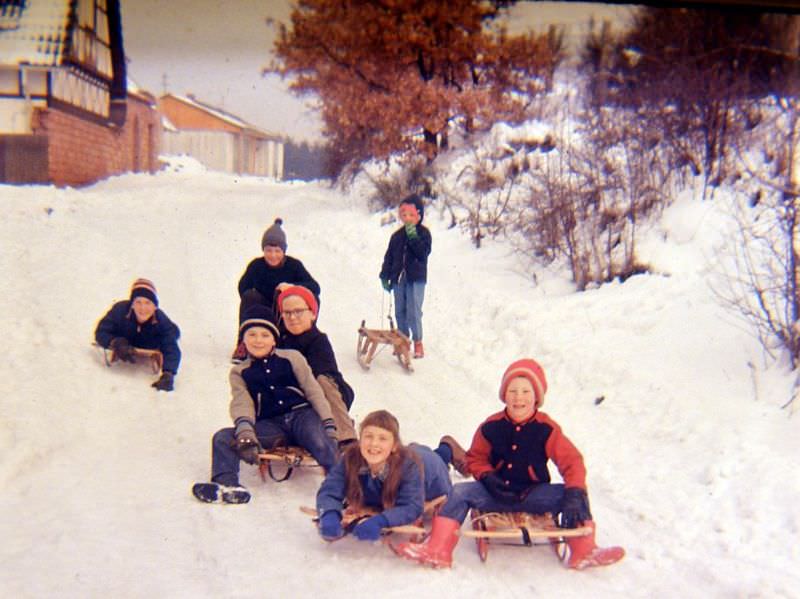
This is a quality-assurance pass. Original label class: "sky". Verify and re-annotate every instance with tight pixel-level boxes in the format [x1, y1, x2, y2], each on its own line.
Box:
[1, 143, 799, 596]
[120, 0, 634, 142]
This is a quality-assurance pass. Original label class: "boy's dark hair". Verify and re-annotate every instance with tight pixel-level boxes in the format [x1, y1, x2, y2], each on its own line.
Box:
[400, 194, 424, 222]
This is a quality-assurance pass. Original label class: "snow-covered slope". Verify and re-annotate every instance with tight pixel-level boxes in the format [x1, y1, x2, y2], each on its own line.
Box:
[1, 163, 798, 598]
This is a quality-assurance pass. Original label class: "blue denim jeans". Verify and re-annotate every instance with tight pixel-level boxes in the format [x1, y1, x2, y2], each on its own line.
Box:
[438, 481, 566, 523]
[210, 408, 338, 486]
[394, 279, 425, 342]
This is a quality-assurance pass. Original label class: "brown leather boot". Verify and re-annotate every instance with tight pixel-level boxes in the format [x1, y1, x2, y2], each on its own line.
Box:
[413, 340, 424, 359]
[439, 435, 469, 477]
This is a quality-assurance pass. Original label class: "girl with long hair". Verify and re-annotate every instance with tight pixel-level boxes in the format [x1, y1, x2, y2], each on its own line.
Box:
[315, 410, 452, 542]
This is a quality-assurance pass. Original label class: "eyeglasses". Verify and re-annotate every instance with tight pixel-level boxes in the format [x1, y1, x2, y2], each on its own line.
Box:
[281, 308, 310, 319]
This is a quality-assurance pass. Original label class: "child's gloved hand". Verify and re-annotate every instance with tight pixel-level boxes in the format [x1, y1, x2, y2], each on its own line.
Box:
[404, 222, 418, 240]
[381, 278, 392, 292]
[110, 337, 135, 362]
[151, 371, 174, 391]
[559, 487, 592, 529]
[480, 472, 520, 504]
[319, 511, 344, 541]
[233, 420, 262, 465]
[352, 514, 389, 541]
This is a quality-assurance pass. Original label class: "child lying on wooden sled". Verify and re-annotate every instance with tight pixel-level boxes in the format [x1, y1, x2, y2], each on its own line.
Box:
[314, 410, 457, 542]
[94, 277, 180, 392]
[395, 359, 625, 570]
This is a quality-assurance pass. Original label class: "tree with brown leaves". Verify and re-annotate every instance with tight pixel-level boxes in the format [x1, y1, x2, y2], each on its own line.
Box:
[268, 0, 562, 174]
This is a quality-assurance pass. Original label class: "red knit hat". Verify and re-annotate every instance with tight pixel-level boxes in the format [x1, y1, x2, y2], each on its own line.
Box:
[276, 285, 319, 318]
[499, 359, 547, 407]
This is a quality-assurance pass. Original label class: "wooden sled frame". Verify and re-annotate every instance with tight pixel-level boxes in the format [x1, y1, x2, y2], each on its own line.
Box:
[258, 446, 322, 482]
[357, 319, 413, 372]
[464, 509, 592, 562]
[301, 495, 446, 540]
[96, 343, 164, 374]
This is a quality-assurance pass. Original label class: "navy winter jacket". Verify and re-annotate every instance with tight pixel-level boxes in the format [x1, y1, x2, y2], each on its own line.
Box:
[238, 256, 320, 308]
[94, 300, 181, 373]
[379, 224, 432, 285]
[279, 325, 355, 409]
[228, 349, 333, 424]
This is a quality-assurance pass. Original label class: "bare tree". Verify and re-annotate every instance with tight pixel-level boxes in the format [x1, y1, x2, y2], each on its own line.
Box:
[718, 95, 800, 379]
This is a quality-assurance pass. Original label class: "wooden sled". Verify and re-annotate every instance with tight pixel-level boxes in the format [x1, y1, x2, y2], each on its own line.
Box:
[96, 343, 164, 374]
[464, 509, 592, 562]
[357, 319, 413, 372]
[301, 495, 446, 540]
[258, 446, 322, 482]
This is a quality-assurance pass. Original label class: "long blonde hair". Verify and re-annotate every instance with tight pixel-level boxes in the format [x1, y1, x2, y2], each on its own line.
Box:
[342, 410, 420, 510]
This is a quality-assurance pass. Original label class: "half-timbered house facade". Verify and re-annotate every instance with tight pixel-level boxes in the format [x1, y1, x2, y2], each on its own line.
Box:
[0, 0, 160, 186]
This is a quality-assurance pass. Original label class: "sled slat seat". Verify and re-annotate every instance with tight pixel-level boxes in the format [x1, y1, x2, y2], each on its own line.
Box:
[465, 509, 592, 562]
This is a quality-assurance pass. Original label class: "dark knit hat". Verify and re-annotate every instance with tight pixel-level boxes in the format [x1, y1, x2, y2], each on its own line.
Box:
[499, 359, 547, 408]
[261, 218, 287, 251]
[239, 304, 280, 340]
[130, 278, 158, 306]
[400, 194, 424, 223]
[276, 285, 319, 318]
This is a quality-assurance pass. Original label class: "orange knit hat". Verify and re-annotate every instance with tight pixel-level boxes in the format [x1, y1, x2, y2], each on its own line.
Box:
[499, 359, 547, 407]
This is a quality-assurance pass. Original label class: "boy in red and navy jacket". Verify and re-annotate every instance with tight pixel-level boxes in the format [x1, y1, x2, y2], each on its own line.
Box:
[396, 359, 624, 570]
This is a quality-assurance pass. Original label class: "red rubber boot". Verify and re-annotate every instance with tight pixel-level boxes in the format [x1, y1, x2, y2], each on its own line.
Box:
[394, 516, 460, 568]
[565, 521, 625, 570]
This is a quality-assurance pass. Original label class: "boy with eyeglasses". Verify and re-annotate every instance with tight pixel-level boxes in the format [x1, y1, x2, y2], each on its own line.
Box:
[276, 286, 357, 449]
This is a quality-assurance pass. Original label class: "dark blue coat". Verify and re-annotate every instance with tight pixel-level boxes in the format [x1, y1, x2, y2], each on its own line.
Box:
[379, 224, 432, 285]
[94, 301, 181, 373]
[279, 325, 355, 409]
[238, 256, 320, 309]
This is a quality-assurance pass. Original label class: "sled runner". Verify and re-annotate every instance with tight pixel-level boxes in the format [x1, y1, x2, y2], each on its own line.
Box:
[464, 509, 592, 562]
[258, 446, 322, 482]
[301, 495, 446, 539]
[94, 343, 164, 374]
[357, 319, 413, 372]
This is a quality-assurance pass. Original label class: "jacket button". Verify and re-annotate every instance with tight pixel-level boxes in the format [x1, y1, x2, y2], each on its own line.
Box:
[515, 426, 521, 432]
[511, 444, 518, 451]
[507, 463, 513, 469]
[270, 385, 275, 389]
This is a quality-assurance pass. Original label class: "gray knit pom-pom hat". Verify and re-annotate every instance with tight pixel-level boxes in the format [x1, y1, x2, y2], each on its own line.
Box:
[261, 218, 287, 251]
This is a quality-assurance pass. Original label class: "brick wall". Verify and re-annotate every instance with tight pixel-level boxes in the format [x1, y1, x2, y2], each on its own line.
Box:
[32, 96, 161, 187]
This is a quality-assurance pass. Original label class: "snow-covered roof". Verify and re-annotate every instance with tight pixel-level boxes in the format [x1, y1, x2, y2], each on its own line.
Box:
[164, 93, 281, 140]
[161, 114, 177, 132]
[0, 1, 70, 66]
[126, 75, 157, 104]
